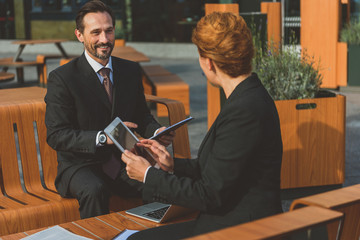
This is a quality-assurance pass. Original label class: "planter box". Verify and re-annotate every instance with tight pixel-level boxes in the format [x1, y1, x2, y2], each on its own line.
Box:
[275, 92, 346, 189]
[348, 44, 360, 86]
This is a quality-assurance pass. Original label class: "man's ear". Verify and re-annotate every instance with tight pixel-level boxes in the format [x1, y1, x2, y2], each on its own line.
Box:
[75, 29, 84, 43]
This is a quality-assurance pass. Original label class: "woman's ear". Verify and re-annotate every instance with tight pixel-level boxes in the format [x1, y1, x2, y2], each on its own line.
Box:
[207, 58, 216, 73]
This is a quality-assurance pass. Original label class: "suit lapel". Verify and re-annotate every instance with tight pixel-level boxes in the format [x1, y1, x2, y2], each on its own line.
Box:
[78, 54, 112, 113]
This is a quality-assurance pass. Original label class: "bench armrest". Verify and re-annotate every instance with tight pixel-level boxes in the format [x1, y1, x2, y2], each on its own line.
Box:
[145, 94, 191, 159]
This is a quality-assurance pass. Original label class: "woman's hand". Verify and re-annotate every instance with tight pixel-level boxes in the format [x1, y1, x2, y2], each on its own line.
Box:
[139, 139, 174, 172]
[156, 126, 175, 147]
[121, 150, 150, 182]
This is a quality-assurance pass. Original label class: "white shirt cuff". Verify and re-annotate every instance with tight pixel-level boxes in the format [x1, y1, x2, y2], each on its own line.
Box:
[143, 166, 152, 183]
[96, 131, 102, 146]
[153, 128, 161, 137]
[143, 164, 160, 183]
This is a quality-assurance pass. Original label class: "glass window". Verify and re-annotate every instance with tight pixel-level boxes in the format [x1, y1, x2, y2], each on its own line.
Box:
[32, 0, 42, 12]
[350, 0, 360, 20]
[283, 0, 300, 44]
[62, 0, 72, 12]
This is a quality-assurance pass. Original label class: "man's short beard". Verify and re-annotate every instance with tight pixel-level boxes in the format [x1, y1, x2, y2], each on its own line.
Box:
[86, 42, 114, 60]
[95, 51, 112, 60]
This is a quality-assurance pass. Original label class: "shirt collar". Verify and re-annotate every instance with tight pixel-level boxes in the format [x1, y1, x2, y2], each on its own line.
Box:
[84, 50, 113, 74]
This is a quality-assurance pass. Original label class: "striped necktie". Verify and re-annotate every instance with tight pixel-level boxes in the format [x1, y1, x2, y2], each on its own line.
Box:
[98, 68, 112, 104]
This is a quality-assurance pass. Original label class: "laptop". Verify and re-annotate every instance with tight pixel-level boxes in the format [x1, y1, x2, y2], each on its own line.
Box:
[125, 202, 194, 223]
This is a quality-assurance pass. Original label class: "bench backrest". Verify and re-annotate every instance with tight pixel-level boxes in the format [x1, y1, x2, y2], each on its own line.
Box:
[290, 184, 360, 240]
[0, 101, 58, 196]
[187, 206, 343, 240]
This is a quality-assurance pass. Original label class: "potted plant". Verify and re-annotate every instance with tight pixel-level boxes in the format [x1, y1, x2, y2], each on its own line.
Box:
[252, 36, 346, 189]
[340, 18, 360, 86]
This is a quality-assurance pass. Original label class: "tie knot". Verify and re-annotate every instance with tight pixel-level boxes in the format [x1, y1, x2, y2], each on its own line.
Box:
[98, 68, 110, 78]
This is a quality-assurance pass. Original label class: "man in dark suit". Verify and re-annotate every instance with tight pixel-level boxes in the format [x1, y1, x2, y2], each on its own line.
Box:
[45, 0, 170, 219]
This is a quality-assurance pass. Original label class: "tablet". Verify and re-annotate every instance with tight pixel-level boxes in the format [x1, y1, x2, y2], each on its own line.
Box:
[104, 117, 156, 164]
[150, 116, 194, 140]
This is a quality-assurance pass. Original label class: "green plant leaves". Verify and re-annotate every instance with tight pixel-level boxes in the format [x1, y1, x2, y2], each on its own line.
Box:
[251, 32, 322, 100]
[340, 18, 360, 45]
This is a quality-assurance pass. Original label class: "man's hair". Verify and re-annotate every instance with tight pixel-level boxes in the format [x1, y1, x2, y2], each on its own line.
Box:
[192, 12, 254, 78]
[76, 0, 115, 33]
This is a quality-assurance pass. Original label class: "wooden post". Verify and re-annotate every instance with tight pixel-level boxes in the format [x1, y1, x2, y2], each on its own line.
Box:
[205, 4, 239, 129]
[261, 2, 282, 50]
[301, 0, 346, 88]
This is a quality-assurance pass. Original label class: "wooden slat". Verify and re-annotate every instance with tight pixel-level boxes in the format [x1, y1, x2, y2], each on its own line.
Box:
[71, 216, 120, 239]
[290, 184, 360, 240]
[141, 65, 173, 96]
[187, 206, 343, 240]
[301, 0, 342, 88]
[117, 210, 199, 229]
[111, 46, 150, 62]
[11, 39, 68, 45]
[261, 2, 282, 50]
[60, 222, 100, 239]
[0, 72, 15, 82]
[0, 232, 27, 240]
[114, 39, 126, 47]
[142, 65, 172, 77]
[148, 74, 190, 117]
[97, 212, 148, 230]
[37, 54, 78, 85]
[0, 87, 46, 106]
[204, 3, 239, 14]
[336, 42, 348, 87]
[276, 94, 346, 188]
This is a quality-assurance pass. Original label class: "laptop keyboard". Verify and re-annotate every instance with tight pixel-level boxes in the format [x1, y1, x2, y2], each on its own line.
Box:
[144, 206, 170, 220]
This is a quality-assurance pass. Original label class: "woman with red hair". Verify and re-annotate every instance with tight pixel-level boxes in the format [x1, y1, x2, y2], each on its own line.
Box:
[123, 12, 283, 239]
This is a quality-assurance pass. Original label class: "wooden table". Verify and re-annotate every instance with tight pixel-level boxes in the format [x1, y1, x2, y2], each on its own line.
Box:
[0, 210, 198, 239]
[1, 39, 70, 84]
[12, 39, 69, 61]
[112, 46, 150, 62]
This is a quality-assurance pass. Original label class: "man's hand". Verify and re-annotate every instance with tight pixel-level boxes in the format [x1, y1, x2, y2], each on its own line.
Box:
[156, 126, 175, 146]
[123, 121, 138, 129]
[138, 139, 174, 172]
[121, 150, 150, 182]
[105, 121, 137, 145]
[106, 137, 114, 145]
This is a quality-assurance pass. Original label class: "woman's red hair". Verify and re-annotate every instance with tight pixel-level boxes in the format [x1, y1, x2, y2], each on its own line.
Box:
[192, 12, 254, 78]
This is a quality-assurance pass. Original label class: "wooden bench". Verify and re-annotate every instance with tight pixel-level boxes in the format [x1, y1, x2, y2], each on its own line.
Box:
[188, 206, 343, 240]
[0, 57, 45, 85]
[36, 54, 78, 86]
[0, 72, 15, 83]
[290, 184, 360, 240]
[142, 65, 190, 117]
[0, 87, 190, 235]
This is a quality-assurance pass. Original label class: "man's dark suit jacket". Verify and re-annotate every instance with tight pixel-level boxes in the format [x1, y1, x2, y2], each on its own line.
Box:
[45, 54, 160, 197]
[142, 73, 283, 235]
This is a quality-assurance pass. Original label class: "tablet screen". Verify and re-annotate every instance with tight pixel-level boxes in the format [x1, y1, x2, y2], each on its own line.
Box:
[105, 117, 157, 165]
[108, 120, 138, 153]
